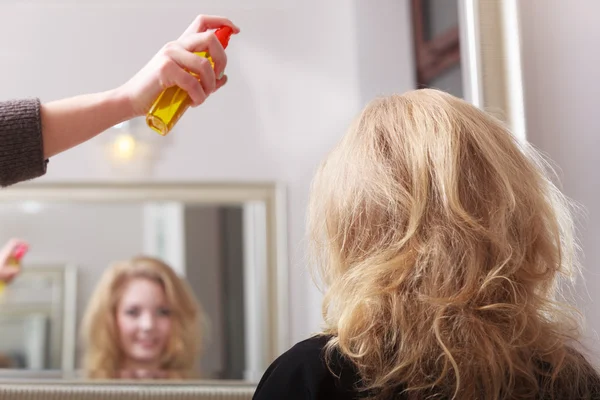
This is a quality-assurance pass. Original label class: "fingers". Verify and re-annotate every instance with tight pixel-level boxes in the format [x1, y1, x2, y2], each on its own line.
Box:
[0, 239, 26, 266]
[215, 75, 228, 91]
[179, 14, 240, 38]
[0, 267, 19, 283]
[186, 75, 227, 107]
[170, 66, 208, 106]
[179, 32, 227, 79]
[0, 239, 27, 283]
[164, 43, 217, 95]
[148, 14, 236, 109]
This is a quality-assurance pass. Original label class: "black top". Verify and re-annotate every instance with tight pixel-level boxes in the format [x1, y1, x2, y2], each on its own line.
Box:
[253, 336, 600, 400]
[253, 335, 366, 400]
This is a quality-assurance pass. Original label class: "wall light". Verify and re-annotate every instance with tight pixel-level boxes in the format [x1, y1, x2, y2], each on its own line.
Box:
[102, 117, 169, 177]
[112, 132, 137, 161]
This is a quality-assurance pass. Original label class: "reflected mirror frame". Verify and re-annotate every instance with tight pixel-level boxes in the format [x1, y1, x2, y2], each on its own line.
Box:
[0, 182, 289, 380]
[0, 264, 77, 371]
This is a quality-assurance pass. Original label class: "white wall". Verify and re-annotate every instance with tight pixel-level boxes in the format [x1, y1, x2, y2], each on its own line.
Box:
[518, 1, 600, 352]
[0, 1, 416, 345]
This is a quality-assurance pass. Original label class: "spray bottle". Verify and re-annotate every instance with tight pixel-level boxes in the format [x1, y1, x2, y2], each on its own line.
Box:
[0, 243, 28, 293]
[146, 26, 234, 136]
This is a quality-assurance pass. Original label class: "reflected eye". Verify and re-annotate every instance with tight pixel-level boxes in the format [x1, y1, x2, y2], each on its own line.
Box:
[124, 308, 140, 317]
[157, 307, 171, 317]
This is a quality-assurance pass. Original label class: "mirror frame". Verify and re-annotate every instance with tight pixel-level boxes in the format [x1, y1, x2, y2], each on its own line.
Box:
[0, 182, 288, 380]
[0, 379, 256, 399]
[459, 0, 526, 141]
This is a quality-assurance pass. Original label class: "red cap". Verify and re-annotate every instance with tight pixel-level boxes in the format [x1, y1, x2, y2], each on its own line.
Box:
[214, 26, 234, 49]
[12, 244, 28, 260]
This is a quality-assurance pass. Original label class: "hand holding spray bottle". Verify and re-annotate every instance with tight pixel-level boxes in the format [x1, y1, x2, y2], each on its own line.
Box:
[0, 242, 28, 294]
[146, 26, 235, 136]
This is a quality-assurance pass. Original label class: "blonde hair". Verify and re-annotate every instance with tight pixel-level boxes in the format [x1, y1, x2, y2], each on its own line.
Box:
[308, 89, 599, 399]
[81, 256, 202, 379]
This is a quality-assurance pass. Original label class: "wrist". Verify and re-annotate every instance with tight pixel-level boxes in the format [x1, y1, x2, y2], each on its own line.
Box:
[109, 86, 138, 120]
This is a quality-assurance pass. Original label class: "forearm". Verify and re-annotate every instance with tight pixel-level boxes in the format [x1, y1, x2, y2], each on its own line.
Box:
[41, 87, 134, 158]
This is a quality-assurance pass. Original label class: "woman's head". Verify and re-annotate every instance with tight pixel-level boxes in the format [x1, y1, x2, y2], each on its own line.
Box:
[81, 256, 202, 378]
[309, 89, 594, 398]
[116, 275, 172, 368]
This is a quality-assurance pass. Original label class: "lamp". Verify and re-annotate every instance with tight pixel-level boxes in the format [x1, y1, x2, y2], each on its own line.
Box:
[102, 117, 167, 177]
[111, 130, 137, 161]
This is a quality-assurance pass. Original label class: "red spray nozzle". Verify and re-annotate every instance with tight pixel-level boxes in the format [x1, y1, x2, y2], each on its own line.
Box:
[215, 26, 234, 49]
[12, 244, 28, 260]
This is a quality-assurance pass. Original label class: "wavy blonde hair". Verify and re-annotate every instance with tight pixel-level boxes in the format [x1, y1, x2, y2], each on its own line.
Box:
[308, 89, 599, 399]
[81, 256, 203, 379]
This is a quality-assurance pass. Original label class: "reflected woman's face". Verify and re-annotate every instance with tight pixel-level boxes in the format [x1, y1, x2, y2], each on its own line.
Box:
[116, 278, 172, 367]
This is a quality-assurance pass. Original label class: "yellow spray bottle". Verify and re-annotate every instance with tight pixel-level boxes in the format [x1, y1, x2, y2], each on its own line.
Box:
[146, 26, 234, 136]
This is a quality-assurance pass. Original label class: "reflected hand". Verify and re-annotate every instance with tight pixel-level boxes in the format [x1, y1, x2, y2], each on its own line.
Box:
[119, 14, 241, 117]
[0, 239, 28, 283]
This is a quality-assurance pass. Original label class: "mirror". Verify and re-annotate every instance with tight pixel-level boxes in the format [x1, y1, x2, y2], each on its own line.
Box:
[411, 0, 463, 97]
[0, 183, 287, 382]
[411, 0, 526, 141]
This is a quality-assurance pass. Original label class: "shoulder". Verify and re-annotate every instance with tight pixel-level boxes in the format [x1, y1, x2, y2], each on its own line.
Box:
[538, 350, 600, 400]
[283, 335, 352, 377]
[257, 335, 330, 384]
[253, 335, 360, 400]
[284, 335, 331, 362]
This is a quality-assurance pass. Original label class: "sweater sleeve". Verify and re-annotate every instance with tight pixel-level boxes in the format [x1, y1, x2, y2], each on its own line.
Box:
[0, 98, 48, 187]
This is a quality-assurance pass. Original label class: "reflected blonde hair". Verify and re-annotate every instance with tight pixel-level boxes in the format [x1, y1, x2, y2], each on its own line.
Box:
[308, 89, 599, 399]
[81, 256, 202, 379]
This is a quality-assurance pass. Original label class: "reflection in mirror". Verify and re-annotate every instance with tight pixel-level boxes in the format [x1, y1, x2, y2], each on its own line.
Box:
[412, 0, 526, 141]
[0, 265, 76, 371]
[0, 183, 287, 382]
[411, 0, 463, 97]
[81, 255, 204, 379]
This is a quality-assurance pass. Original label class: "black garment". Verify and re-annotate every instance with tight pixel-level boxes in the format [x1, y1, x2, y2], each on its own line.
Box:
[253, 336, 600, 400]
[253, 335, 366, 400]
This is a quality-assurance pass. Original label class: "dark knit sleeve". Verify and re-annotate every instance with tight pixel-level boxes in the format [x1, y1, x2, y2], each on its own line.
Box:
[0, 99, 48, 187]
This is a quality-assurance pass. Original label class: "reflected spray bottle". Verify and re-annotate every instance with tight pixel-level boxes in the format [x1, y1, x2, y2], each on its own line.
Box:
[0, 243, 28, 294]
[146, 26, 234, 136]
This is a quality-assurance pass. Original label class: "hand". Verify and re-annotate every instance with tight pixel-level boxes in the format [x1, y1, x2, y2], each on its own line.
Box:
[0, 239, 28, 283]
[119, 15, 240, 117]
